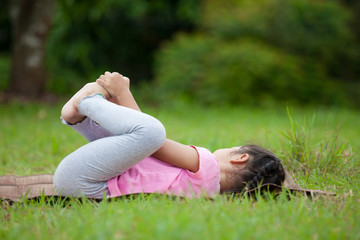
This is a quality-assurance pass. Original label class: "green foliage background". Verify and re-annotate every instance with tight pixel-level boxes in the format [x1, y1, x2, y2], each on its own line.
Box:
[155, 0, 360, 106]
[0, 0, 359, 106]
[45, 0, 199, 93]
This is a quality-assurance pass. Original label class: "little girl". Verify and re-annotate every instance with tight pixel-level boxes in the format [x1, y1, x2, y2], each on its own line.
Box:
[54, 72, 285, 198]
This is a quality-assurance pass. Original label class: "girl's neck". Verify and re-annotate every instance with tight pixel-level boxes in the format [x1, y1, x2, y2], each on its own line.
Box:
[219, 164, 235, 193]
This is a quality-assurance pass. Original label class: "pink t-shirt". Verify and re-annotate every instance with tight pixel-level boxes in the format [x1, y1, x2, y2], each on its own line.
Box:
[107, 146, 220, 198]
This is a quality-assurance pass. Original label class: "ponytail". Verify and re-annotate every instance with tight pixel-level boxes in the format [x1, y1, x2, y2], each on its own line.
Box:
[246, 157, 283, 190]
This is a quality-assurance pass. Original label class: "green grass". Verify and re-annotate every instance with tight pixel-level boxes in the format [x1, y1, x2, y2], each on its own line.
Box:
[0, 99, 359, 239]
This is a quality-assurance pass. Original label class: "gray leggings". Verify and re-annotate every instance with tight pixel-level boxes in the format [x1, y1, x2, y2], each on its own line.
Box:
[53, 94, 166, 198]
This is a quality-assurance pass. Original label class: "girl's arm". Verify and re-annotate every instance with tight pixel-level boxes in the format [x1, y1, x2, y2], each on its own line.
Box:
[151, 139, 199, 173]
[96, 72, 200, 173]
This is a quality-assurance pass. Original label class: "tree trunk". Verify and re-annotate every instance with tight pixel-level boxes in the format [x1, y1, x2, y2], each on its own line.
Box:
[9, 0, 55, 98]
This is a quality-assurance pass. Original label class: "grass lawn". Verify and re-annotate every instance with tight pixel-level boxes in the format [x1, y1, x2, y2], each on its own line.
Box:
[0, 98, 359, 239]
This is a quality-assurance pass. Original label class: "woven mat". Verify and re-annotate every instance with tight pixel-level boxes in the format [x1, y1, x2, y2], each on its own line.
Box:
[0, 170, 335, 202]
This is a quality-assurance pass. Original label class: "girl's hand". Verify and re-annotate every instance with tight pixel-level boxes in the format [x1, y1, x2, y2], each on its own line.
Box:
[96, 71, 130, 99]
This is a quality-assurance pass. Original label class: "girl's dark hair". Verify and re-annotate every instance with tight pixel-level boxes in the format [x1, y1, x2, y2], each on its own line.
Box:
[226, 145, 285, 193]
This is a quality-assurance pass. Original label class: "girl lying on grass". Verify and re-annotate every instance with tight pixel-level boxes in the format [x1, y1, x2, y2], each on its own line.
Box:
[54, 72, 285, 198]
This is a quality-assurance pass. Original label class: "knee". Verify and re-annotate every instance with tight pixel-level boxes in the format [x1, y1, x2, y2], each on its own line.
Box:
[142, 117, 166, 150]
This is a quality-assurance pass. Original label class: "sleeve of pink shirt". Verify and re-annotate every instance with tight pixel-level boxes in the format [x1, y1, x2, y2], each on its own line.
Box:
[181, 146, 220, 197]
[188, 146, 218, 178]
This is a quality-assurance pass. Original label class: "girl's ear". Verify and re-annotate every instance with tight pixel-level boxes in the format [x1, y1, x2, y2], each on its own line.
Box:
[230, 154, 249, 164]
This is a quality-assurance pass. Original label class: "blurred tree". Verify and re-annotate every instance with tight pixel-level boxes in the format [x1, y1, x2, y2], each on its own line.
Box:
[0, 1, 11, 91]
[201, 0, 355, 80]
[338, 0, 360, 81]
[46, 0, 200, 93]
[9, 0, 55, 98]
[154, 0, 358, 106]
[0, 1, 11, 52]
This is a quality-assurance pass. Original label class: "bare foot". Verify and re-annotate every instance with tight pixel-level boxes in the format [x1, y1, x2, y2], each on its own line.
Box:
[61, 83, 110, 124]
